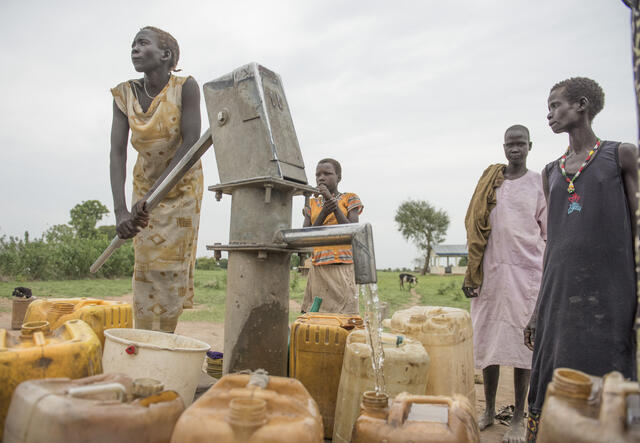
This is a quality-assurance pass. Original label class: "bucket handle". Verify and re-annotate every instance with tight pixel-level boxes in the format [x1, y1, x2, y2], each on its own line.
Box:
[67, 383, 127, 402]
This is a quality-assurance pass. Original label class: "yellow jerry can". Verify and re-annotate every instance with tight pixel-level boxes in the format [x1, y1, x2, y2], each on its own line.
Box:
[333, 329, 430, 443]
[385, 306, 476, 407]
[289, 313, 364, 438]
[537, 368, 640, 442]
[23, 298, 132, 346]
[351, 391, 480, 443]
[0, 320, 103, 438]
[4, 373, 184, 443]
[171, 370, 324, 443]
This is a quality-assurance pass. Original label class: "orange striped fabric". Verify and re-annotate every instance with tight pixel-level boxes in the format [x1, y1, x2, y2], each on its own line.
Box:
[303, 193, 363, 265]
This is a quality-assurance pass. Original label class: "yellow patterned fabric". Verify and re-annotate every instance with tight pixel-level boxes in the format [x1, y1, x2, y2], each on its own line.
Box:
[111, 75, 203, 332]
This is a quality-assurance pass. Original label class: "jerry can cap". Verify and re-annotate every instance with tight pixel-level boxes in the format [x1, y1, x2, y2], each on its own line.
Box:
[345, 317, 364, 329]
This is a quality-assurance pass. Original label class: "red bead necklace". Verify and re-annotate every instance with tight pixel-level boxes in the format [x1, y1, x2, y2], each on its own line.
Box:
[559, 139, 601, 193]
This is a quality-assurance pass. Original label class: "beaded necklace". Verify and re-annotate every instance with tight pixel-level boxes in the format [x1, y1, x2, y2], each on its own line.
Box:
[559, 138, 601, 194]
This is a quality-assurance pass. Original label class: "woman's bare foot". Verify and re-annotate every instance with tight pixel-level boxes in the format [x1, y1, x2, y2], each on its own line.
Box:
[502, 418, 525, 443]
[478, 409, 494, 430]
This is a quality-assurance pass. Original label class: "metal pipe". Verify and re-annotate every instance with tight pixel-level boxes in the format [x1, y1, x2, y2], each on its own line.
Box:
[275, 223, 377, 284]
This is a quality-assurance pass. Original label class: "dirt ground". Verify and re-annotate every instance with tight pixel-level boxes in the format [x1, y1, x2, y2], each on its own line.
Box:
[1, 296, 519, 443]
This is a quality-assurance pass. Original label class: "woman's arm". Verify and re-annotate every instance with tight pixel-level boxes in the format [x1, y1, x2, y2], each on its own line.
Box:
[312, 200, 337, 226]
[110, 100, 140, 239]
[329, 192, 360, 225]
[524, 167, 550, 350]
[620, 142, 638, 241]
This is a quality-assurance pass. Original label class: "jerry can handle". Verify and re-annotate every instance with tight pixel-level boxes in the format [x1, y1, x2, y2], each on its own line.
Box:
[388, 394, 453, 426]
[300, 313, 363, 329]
[67, 382, 127, 402]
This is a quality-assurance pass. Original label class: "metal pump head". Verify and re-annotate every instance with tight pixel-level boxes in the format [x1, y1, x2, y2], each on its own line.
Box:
[203, 62, 308, 185]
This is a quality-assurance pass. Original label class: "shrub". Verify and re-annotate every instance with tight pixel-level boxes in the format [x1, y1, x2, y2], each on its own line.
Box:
[195, 257, 218, 270]
[0, 201, 135, 280]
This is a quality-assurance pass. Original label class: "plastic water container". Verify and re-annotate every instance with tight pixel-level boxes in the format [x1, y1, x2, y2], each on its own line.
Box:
[290, 313, 364, 438]
[170, 370, 323, 442]
[3, 373, 184, 443]
[23, 298, 132, 346]
[385, 306, 475, 406]
[11, 296, 36, 330]
[0, 320, 103, 438]
[206, 350, 223, 379]
[537, 368, 640, 442]
[332, 329, 430, 443]
[102, 328, 209, 406]
[351, 391, 480, 442]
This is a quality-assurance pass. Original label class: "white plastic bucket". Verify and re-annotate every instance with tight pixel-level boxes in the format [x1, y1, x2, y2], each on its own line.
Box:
[102, 328, 210, 406]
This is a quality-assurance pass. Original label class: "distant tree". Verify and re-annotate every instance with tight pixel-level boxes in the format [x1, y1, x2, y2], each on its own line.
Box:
[290, 253, 300, 269]
[44, 224, 75, 243]
[458, 256, 468, 266]
[395, 199, 449, 275]
[69, 200, 109, 238]
[195, 257, 218, 270]
[96, 225, 117, 239]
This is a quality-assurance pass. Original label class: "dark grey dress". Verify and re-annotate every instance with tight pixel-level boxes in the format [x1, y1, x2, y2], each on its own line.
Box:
[528, 140, 637, 414]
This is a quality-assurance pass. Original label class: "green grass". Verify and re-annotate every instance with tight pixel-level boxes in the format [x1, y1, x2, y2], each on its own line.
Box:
[288, 270, 307, 323]
[365, 271, 468, 316]
[0, 278, 132, 299]
[180, 269, 227, 323]
[0, 269, 468, 322]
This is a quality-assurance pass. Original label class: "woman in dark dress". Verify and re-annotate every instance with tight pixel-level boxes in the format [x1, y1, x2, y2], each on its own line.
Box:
[524, 77, 638, 442]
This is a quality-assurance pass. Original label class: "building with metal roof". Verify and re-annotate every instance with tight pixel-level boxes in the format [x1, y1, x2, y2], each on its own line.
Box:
[429, 244, 468, 274]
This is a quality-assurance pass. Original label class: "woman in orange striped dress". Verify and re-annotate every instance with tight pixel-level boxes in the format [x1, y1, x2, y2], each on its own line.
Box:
[301, 158, 363, 314]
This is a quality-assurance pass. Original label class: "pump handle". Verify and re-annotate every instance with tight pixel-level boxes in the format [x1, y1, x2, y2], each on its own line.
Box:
[90, 129, 213, 273]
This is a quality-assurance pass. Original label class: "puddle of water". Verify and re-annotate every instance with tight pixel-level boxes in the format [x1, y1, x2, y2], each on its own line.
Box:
[360, 283, 386, 394]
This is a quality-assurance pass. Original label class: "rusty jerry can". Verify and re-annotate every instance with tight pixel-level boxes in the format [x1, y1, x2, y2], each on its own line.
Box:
[0, 320, 102, 438]
[537, 368, 640, 442]
[171, 370, 323, 443]
[385, 306, 475, 407]
[23, 298, 132, 346]
[10, 296, 36, 330]
[3, 373, 184, 443]
[289, 312, 364, 438]
[332, 329, 430, 443]
[351, 391, 480, 443]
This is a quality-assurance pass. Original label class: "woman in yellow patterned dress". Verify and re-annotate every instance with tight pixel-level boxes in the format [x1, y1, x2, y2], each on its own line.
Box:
[109, 26, 203, 332]
[301, 158, 363, 314]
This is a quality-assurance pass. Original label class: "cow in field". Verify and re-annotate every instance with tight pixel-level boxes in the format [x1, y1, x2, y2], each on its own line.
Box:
[399, 273, 418, 290]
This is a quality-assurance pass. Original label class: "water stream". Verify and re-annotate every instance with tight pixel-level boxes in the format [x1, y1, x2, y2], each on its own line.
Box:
[360, 283, 387, 394]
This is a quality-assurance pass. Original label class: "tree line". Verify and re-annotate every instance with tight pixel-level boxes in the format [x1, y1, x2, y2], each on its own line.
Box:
[0, 200, 134, 280]
[0, 198, 449, 280]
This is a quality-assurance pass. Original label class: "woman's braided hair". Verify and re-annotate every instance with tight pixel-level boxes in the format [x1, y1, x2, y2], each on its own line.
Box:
[141, 26, 181, 72]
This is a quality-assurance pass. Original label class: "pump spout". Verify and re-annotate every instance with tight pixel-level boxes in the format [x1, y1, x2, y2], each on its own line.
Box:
[275, 223, 377, 284]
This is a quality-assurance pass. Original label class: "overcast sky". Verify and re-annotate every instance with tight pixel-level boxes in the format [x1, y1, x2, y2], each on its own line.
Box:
[0, 0, 637, 269]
